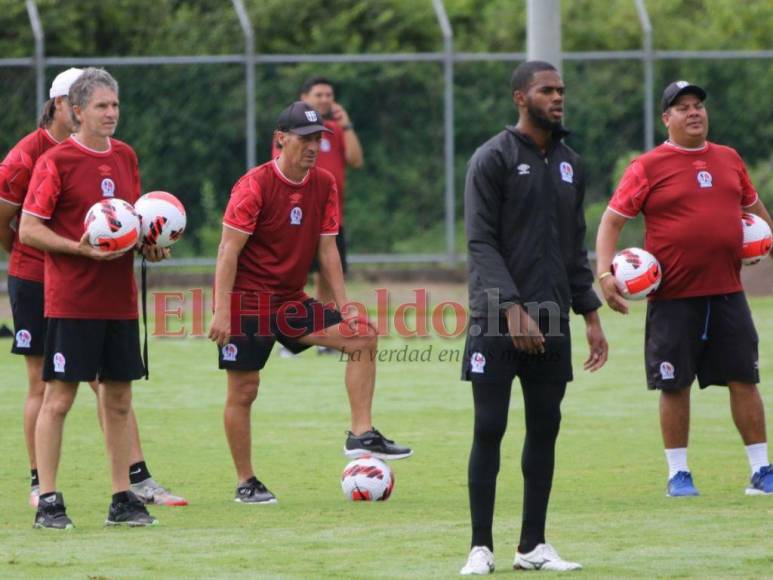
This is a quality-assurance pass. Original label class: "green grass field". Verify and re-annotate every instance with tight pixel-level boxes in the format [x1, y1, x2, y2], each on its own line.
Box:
[1, 291, 771, 579]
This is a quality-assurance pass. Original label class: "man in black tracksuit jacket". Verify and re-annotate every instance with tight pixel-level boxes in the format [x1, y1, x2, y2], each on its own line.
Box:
[459, 61, 609, 575]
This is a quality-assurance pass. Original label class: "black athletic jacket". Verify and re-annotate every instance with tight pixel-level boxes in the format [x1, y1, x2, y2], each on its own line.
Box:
[464, 126, 601, 319]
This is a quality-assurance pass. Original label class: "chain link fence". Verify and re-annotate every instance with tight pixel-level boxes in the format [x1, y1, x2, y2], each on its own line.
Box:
[1, 1, 771, 269]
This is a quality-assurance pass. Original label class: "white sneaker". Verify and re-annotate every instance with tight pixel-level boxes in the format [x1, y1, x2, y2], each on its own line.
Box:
[130, 477, 189, 506]
[460, 546, 495, 575]
[514, 543, 582, 571]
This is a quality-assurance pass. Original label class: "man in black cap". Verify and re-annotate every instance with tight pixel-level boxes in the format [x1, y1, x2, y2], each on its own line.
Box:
[208, 101, 411, 504]
[597, 81, 773, 497]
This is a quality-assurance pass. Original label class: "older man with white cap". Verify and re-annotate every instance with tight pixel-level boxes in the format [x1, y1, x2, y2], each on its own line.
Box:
[0, 68, 186, 514]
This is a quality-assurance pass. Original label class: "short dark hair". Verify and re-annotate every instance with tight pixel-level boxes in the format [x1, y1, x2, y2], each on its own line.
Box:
[510, 61, 557, 93]
[300, 75, 334, 96]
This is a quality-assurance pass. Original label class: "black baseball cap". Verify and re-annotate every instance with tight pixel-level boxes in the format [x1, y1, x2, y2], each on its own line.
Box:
[661, 80, 707, 111]
[276, 101, 332, 135]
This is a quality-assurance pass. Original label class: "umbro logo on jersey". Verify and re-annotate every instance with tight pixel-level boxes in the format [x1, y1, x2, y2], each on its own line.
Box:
[290, 206, 303, 226]
[696, 170, 712, 188]
[517, 163, 530, 175]
[101, 177, 116, 197]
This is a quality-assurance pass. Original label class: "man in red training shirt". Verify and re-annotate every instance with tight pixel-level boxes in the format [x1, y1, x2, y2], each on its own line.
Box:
[20, 68, 167, 528]
[0, 68, 186, 512]
[209, 101, 411, 504]
[596, 80, 773, 497]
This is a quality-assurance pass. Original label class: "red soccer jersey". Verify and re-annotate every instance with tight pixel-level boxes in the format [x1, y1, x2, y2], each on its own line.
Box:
[222, 159, 339, 315]
[22, 137, 141, 319]
[0, 128, 61, 282]
[271, 119, 347, 221]
[609, 141, 758, 299]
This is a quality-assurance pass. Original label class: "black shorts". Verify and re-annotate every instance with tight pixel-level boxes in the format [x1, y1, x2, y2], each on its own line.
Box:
[645, 292, 759, 390]
[8, 275, 46, 356]
[43, 318, 145, 383]
[461, 314, 573, 384]
[310, 226, 347, 274]
[218, 298, 343, 371]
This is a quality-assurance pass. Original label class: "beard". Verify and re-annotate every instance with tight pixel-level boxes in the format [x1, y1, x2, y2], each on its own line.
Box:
[526, 101, 564, 133]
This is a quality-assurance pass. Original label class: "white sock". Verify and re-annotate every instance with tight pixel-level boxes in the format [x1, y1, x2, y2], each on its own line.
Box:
[665, 448, 689, 479]
[745, 442, 769, 476]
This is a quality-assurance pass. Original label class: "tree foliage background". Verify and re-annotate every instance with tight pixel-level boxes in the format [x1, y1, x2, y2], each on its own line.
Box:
[0, 0, 771, 256]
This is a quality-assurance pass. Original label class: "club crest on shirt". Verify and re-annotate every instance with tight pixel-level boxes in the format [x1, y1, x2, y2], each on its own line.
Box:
[100, 177, 115, 197]
[15, 329, 32, 349]
[320, 138, 331, 153]
[221, 343, 238, 362]
[53, 352, 66, 373]
[470, 352, 486, 374]
[559, 161, 573, 183]
[660, 361, 675, 380]
[290, 206, 303, 226]
[696, 170, 712, 188]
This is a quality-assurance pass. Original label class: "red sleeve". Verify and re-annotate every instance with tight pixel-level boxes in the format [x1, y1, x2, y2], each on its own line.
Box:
[321, 177, 339, 235]
[0, 146, 36, 206]
[22, 156, 61, 220]
[737, 158, 758, 208]
[608, 159, 650, 218]
[223, 175, 262, 235]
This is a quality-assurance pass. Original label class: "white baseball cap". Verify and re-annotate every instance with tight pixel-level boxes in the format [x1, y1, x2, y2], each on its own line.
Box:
[49, 67, 84, 99]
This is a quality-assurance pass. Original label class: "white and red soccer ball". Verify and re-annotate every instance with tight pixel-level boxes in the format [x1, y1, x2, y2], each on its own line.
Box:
[741, 213, 772, 266]
[611, 247, 662, 300]
[84, 198, 140, 252]
[134, 191, 186, 248]
[341, 456, 394, 501]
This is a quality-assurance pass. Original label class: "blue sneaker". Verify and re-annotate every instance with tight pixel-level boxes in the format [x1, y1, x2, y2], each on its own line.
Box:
[667, 471, 699, 497]
[746, 464, 773, 496]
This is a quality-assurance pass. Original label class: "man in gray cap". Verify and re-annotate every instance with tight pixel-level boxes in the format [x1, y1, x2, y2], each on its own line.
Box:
[209, 101, 411, 504]
[596, 80, 773, 497]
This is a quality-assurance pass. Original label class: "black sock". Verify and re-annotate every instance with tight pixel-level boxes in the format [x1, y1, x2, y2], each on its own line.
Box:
[112, 491, 131, 504]
[31, 469, 39, 488]
[129, 461, 151, 484]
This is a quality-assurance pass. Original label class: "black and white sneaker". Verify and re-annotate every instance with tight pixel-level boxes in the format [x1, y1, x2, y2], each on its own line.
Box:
[344, 428, 413, 460]
[105, 491, 158, 527]
[234, 477, 277, 504]
[33, 492, 73, 530]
